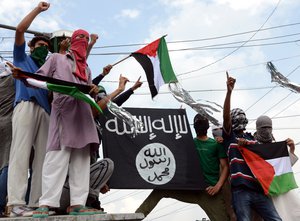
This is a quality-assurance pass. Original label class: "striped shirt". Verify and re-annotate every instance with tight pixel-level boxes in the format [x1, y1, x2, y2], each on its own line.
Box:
[223, 130, 264, 192]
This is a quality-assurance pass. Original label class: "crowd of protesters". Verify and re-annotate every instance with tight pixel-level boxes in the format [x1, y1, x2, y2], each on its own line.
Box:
[0, 1, 299, 220]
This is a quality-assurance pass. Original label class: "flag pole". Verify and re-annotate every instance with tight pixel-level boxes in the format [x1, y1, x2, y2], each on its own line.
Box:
[112, 55, 131, 67]
[111, 34, 167, 67]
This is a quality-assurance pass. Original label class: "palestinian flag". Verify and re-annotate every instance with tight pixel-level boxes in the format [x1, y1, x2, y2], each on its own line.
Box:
[239, 141, 298, 196]
[19, 70, 92, 94]
[131, 36, 177, 98]
[18, 70, 102, 114]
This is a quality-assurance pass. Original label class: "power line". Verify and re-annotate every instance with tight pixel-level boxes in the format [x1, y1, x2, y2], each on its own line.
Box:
[260, 91, 293, 116]
[90, 39, 300, 55]
[1, 37, 299, 56]
[180, 54, 300, 81]
[247, 95, 298, 126]
[98, 54, 300, 83]
[130, 86, 277, 96]
[102, 190, 143, 204]
[148, 204, 195, 221]
[165, 22, 300, 44]
[245, 64, 300, 112]
[271, 98, 300, 118]
[90, 32, 300, 53]
[247, 127, 300, 130]
[248, 113, 300, 121]
[177, 40, 299, 51]
[171, 35, 300, 51]
[1, 22, 300, 48]
[92, 22, 300, 49]
[98, 189, 121, 200]
[272, 113, 300, 119]
[176, 0, 282, 77]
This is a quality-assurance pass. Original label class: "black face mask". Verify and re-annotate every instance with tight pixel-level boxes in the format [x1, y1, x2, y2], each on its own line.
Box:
[30, 46, 49, 67]
[254, 128, 273, 143]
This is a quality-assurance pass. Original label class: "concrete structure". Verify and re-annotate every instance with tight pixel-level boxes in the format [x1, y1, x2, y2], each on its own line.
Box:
[0, 213, 144, 221]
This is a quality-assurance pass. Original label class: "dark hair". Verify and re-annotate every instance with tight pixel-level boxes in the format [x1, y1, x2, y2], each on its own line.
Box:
[193, 114, 209, 136]
[29, 36, 51, 48]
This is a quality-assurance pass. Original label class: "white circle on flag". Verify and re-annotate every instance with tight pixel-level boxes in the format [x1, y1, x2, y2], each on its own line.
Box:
[136, 143, 176, 185]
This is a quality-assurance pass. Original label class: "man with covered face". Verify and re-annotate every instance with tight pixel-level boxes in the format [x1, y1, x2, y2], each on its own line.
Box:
[7, 1, 51, 217]
[222, 73, 281, 221]
[19, 29, 101, 218]
[254, 115, 300, 221]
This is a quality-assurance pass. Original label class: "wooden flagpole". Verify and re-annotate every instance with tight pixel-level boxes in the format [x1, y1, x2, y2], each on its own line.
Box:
[111, 55, 131, 67]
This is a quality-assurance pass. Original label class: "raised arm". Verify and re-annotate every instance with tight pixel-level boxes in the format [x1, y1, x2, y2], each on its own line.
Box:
[113, 76, 143, 106]
[92, 64, 112, 85]
[96, 75, 129, 110]
[58, 38, 70, 54]
[131, 76, 143, 91]
[15, 1, 50, 46]
[286, 138, 298, 166]
[223, 72, 236, 135]
[87, 34, 98, 58]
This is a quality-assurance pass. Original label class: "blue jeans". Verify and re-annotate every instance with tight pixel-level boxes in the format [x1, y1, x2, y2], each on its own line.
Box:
[232, 188, 281, 221]
[0, 166, 8, 213]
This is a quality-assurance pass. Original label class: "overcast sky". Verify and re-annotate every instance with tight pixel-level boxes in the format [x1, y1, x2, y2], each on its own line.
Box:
[1, 0, 300, 220]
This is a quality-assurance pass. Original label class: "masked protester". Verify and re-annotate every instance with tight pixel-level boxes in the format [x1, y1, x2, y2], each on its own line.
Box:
[222, 72, 282, 221]
[7, 2, 51, 217]
[230, 108, 248, 133]
[255, 115, 300, 221]
[254, 115, 274, 143]
[29, 36, 50, 67]
[30, 29, 102, 218]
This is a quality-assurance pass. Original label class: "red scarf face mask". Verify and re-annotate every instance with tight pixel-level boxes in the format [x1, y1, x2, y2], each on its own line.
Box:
[70, 29, 89, 82]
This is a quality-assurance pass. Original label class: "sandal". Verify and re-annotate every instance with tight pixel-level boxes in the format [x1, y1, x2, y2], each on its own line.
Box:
[86, 207, 106, 214]
[68, 206, 95, 216]
[32, 207, 49, 218]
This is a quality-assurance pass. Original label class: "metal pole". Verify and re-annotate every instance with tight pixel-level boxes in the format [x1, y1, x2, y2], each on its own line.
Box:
[0, 24, 52, 38]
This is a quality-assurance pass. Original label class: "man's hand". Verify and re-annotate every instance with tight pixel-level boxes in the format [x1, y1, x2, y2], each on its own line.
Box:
[86, 34, 99, 58]
[89, 84, 99, 98]
[286, 138, 295, 154]
[59, 38, 70, 54]
[131, 76, 143, 91]
[90, 34, 99, 45]
[237, 138, 249, 147]
[38, 1, 50, 12]
[102, 65, 112, 76]
[206, 184, 222, 196]
[6, 62, 23, 79]
[100, 184, 110, 194]
[118, 74, 129, 92]
[226, 71, 236, 93]
[215, 136, 224, 144]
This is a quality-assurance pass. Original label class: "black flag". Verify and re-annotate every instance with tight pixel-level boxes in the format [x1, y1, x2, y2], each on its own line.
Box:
[100, 108, 207, 190]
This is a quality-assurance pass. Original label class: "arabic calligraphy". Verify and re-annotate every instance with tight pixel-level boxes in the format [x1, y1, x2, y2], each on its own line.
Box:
[136, 143, 176, 185]
[105, 114, 188, 140]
